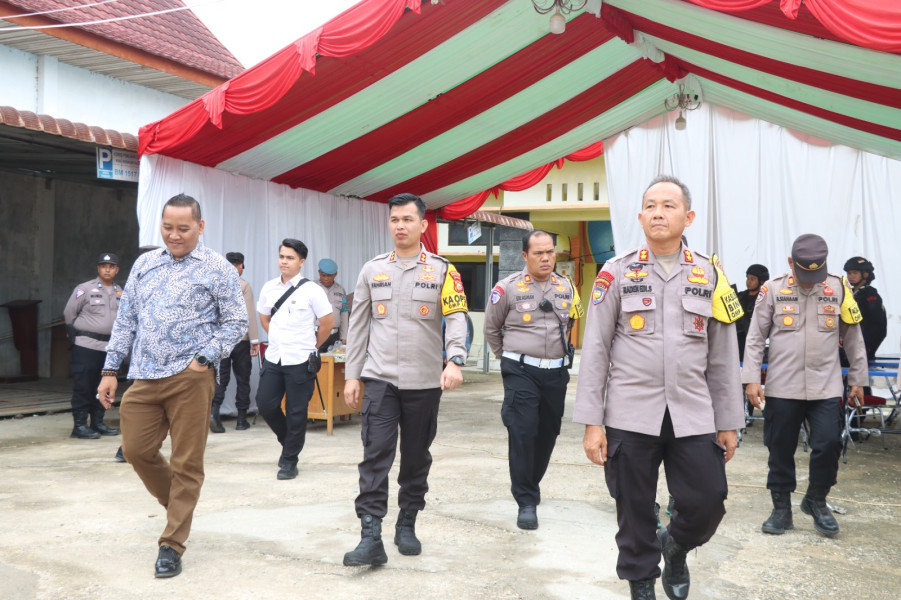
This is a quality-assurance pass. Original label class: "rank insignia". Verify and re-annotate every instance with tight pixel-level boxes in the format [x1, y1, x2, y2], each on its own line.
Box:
[523, 274, 533, 283]
[376, 303, 387, 316]
[687, 266, 708, 285]
[419, 305, 430, 316]
[782, 315, 794, 326]
[630, 315, 645, 330]
[825, 317, 835, 327]
[787, 276, 795, 286]
[693, 316, 705, 332]
[419, 252, 427, 263]
[683, 249, 693, 263]
[639, 249, 649, 262]
[523, 313, 532, 322]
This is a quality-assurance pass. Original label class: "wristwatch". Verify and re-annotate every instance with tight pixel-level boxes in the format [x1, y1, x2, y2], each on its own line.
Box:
[194, 353, 212, 368]
[449, 355, 465, 366]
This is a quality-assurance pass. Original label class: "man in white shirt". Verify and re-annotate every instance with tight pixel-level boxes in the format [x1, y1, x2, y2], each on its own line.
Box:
[256, 238, 334, 480]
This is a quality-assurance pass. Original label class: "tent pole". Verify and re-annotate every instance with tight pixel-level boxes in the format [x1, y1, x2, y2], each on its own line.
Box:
[483, 226, 494, 373]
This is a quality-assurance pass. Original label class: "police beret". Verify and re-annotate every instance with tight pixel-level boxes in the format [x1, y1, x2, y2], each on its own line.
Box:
[319, 258, 338, 275]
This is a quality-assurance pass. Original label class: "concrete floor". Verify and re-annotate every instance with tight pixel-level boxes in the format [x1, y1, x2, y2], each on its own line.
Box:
[2, 368, 901, 600]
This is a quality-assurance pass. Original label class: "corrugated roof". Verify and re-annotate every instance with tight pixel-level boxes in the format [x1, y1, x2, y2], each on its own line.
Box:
[0, 0, 243, 78]
[0, 105, 137, 150]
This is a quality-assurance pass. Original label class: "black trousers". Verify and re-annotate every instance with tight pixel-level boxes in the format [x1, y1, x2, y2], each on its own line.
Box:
[255, 358, 315, 466]
[605, 411, 728, 581]
[69, 345, 106, 415]
[354, 379, 441, 518]
[500, 356, 568, 507]
[212, 340, 252, 411]
[763, 396, 843, 492]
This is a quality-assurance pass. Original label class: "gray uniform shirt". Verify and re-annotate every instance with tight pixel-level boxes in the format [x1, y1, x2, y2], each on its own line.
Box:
[573, 245, 745, 437]
[317, 281, 350, 341]
[63, 278, 121, 352]
[483, 269, 576, 359]
[345, 245, 468, 390]
[240, 278, 260, 343]
[741, 272, 868, 398]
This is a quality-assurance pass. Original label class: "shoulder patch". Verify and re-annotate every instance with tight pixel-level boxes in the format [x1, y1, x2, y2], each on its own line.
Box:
[755, 285, 768, 306]
[592, 270, 614, 305]
[490, 285, 504, 305]
[75, 289, 85, 298]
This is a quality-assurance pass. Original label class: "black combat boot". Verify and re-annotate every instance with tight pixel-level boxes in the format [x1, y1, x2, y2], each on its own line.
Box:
[800, 485, 839, 537]
[761, 490, 794, 535]
[90, 410, 120, 436]
[209, 405, 225, 434]
[394, 508, 422, 555]
[71, 411, 100, 439]
[629, 579, 657, 600]
[343, 515, 388, 566]
[658, 527, 692, 600]
[235, 409, 250, 430]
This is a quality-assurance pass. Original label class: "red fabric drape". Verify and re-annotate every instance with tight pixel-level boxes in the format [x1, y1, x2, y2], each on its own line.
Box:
[686, 0, 901, 53]
[434, 139, 606, 226]
[139, 0, 420, 156]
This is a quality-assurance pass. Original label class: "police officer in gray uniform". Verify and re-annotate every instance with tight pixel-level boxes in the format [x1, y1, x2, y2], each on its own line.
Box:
[343, 193, 468, 567]
[575, 175, 744, 600]
[63, 253, 122, 439]
[316, 257, 350, 352]
[483, 229, 583, 530]
[744, 234, 867, 538]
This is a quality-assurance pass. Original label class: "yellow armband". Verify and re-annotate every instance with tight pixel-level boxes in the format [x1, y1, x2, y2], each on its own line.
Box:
[566, 276, 584, 319]
[840, 276, 862, 324]
[711, 254, 743, 323]
[441, 264, 468, 315]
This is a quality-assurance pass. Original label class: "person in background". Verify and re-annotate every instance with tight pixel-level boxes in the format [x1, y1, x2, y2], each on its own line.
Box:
[735, 264, 769, 362]
[842, 256, 887, 362]
[97, 194, 248, 579]
[63, 253, 122, 439]
[316, 257, 350, 352]
[210, 252, 260, 433]
[744, 234, 867, 539]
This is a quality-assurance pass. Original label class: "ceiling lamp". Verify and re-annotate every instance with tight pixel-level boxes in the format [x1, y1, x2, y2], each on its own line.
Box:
[532, 0, 588, 34]
[664, 83, 701, 131]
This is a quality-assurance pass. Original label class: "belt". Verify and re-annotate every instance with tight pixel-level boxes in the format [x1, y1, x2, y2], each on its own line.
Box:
[75, 330, 110, 342]
[502, 351, 566, 369]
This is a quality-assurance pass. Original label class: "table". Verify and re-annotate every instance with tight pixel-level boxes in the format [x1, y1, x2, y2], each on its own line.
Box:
[306, 353, 360, 435]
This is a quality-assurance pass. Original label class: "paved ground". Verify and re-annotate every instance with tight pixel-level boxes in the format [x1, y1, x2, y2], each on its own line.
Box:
[2, 370, 901, 600]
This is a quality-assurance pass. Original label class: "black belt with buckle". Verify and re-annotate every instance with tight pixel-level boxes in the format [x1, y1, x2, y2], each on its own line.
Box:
[75, 330, 111, 342]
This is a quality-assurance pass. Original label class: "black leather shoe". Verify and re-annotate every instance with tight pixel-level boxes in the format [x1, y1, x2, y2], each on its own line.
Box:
[71, 423, 100, 439]
[800, 492, 839, 537]
[154, 545, 182, 578]
[113, 446, 126, 463]
[92, 421, 120, 436]
[277, 464, 298, 480]
[658, 528, 690, 600]
[235, 410, 250, 430]
[517, 506, 538, 530]
[209, 409, 225, 434]
[629, 579, 657, 600]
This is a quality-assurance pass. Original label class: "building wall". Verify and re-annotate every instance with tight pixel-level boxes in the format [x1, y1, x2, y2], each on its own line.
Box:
[0, 171, 138, 378]
[0, 46, 187, 133]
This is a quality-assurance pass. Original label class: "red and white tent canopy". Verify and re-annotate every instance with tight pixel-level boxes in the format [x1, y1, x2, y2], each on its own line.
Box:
[139, 0, 901, 217]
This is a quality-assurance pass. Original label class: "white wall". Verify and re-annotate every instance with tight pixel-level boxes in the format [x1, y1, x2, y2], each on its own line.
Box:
[0, 46, 189, 133]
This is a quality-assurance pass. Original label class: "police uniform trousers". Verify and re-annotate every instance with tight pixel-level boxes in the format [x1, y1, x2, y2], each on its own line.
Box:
[212, 339, 252, 411]
[256, 358, 316, 467]
[500, 356, 568, 507]
[354, 378, 441, 518]
[763, 396, 843, 492]
[69, 344, 107, 415]
[605, 410, 728, 582]
[119, 367, 216, 555]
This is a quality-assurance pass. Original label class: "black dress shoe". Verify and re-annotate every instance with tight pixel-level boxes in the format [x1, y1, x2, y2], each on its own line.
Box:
[71, 423, 100, 439]
[517, 506, 538, 530]
[154, 545, 182, 578]
[92, 421, 120, 436]
[277, 464, 298, 480]
[113, 446, 126, 463]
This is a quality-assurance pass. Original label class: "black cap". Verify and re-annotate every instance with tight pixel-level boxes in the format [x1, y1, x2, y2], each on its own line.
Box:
[226, 252, 245, 265]
[745, 264, 769, 282]
[791, 234, 828, 285]
[97, 253, 119, 265]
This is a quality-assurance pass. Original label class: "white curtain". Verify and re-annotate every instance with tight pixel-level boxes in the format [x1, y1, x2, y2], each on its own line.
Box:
[137, 154, 393, 413]
[605, 104, 901, 358]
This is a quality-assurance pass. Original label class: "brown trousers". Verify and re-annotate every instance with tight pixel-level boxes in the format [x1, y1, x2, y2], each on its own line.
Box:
[120, 367, 215, 554]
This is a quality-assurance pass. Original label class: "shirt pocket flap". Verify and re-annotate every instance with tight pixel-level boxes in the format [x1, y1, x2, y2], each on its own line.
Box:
[682, 297, 712, 317]
[622, 295, 655, 312]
